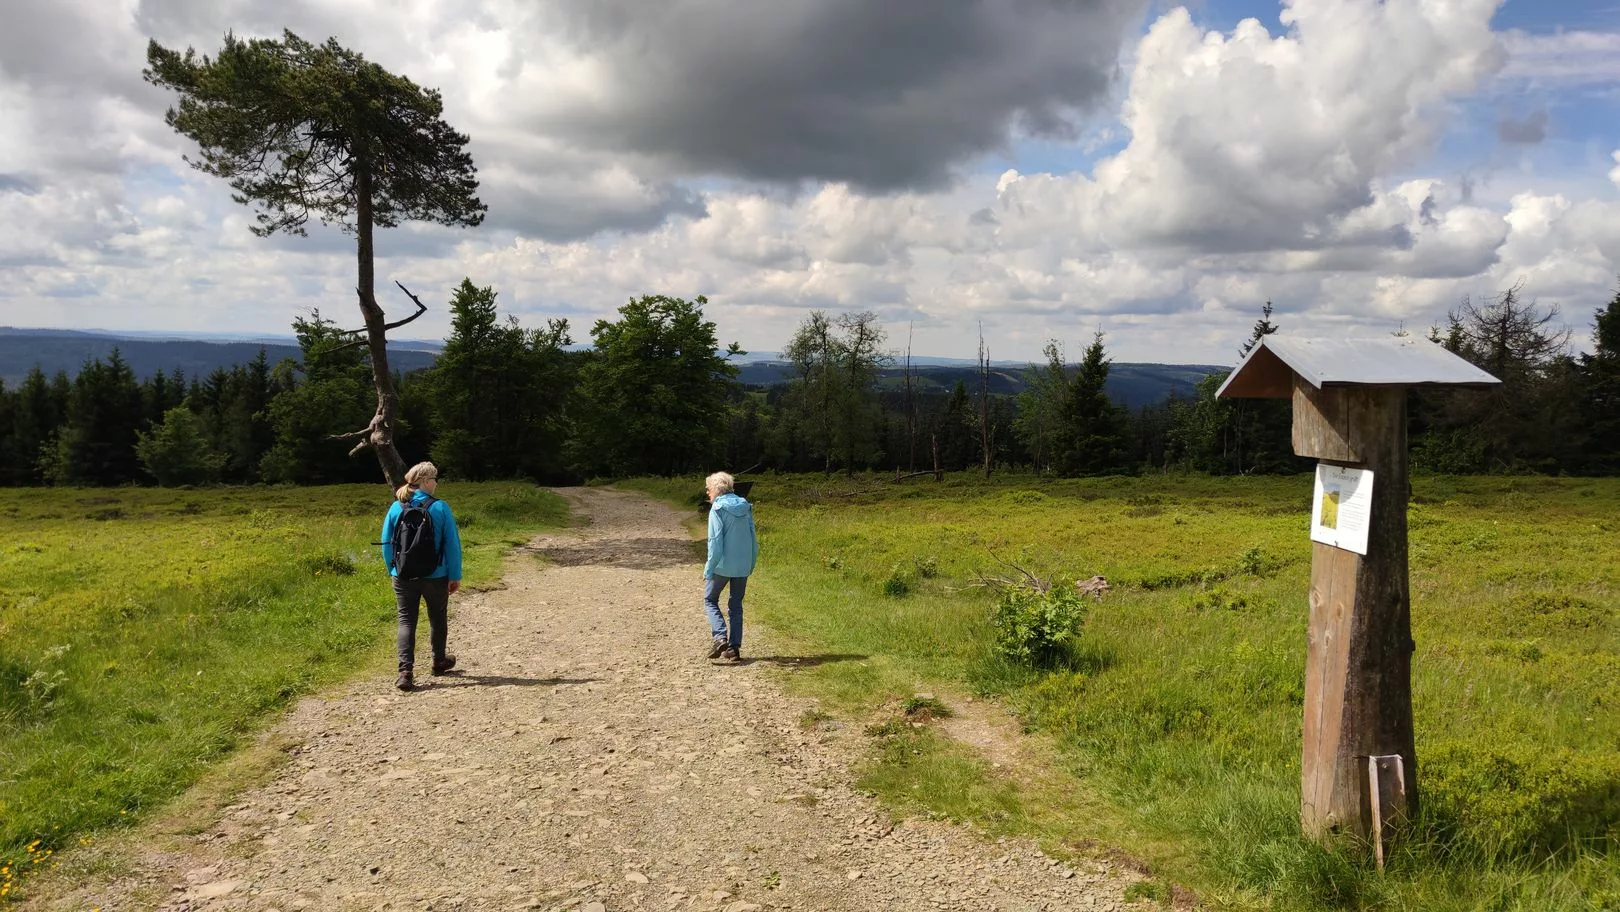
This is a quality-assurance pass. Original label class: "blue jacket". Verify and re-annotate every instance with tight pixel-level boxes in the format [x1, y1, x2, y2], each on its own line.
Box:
[704, 493, 759, 580]
[381, 491, 464, 581]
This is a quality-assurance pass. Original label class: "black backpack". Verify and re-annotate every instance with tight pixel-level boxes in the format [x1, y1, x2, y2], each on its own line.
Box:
[392, 496, 442, 579]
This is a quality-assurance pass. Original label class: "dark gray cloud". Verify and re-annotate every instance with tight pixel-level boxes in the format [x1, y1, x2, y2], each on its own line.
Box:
[479, 173, 708, 242]
[537, 0, 1146, 191]
[0, 174, 39, 194]
[1497, 109, 1548, 144]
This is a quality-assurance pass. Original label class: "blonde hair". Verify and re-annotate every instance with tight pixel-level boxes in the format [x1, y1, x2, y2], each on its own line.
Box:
[396, 462, 438, 503]
[705, 471, 734, 496]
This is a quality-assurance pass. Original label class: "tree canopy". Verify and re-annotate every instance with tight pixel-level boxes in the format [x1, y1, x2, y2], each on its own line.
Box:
[143, 30, 484, 237]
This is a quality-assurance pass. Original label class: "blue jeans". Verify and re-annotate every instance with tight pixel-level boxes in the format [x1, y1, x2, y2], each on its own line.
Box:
[703, 575, 747, 649]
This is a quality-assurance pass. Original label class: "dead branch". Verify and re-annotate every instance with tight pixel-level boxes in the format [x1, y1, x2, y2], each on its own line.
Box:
[947, 549, 1053, 594]
[986, 548, 1049, 593]
[893, 470, 936, 483]
[330, 281, 430, 352]
[329, 415, 383, 456]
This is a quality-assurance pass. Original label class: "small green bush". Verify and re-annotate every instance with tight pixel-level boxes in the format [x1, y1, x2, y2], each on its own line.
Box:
[913, 555, 940, 578]
[882, 564, 912, 597]
[902, 695, 951, 719]
[299, 552, 357, 576]
[991, 584, 1088, 667]
[1191, 587, 1252, 612]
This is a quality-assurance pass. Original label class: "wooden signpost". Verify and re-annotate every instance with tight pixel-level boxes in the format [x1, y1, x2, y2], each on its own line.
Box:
[1218, 336, 1499, 850]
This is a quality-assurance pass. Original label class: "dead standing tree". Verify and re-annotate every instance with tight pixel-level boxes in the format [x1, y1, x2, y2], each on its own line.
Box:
[144, 31, 487, 488]
[977, 321, 995, 476]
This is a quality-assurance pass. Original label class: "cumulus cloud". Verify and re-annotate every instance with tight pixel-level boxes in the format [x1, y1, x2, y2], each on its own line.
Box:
[3, 0, 1620, 364]
[991, 0, 1507, 255]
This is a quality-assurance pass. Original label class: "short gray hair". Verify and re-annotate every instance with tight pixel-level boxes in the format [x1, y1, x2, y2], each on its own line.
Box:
[705, 471, 734, 495]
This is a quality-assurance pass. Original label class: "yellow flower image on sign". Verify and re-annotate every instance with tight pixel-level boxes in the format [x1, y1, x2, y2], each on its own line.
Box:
[1320, 486, 1341, 530]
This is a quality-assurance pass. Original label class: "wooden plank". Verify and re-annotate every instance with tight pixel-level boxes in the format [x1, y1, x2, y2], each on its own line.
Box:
[1217, 345, 1294, 399]
[1298, 387, 1419, 842]
[1292, 377, 1361, 462]
[1301, 539, 1359, 836]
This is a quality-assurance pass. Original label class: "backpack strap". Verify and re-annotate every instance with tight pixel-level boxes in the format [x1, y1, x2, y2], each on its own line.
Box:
[422, 494, 445, 566]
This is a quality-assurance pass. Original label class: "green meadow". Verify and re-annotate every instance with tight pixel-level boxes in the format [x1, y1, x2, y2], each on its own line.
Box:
[627, 473, 1620, 911]
[0, 483, 568, 898]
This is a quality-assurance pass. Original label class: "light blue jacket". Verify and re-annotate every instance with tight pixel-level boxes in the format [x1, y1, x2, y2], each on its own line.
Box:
[704, 493, 759, 580]
[380, 491, 464, 580]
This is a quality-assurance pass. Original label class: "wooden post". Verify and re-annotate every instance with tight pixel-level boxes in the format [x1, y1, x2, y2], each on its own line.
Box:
[1293, 379, 1417, 843]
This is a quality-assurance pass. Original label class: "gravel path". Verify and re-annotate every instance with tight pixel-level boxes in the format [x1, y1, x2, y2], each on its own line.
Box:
[38, 487, 1140, 912]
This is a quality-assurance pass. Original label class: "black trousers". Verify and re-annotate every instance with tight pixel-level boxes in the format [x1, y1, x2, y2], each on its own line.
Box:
[393, 576, 450, 673]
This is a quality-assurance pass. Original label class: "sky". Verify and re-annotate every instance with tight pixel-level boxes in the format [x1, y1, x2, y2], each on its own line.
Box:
[2, 0, 1618, 366]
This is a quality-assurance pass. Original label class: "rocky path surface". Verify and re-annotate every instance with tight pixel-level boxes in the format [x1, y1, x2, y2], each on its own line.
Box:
[40, 487, 1140, 912]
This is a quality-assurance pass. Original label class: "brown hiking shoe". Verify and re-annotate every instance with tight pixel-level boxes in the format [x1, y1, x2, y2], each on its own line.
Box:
[431, 655, 457, 676]
[396, 672, 415, 691]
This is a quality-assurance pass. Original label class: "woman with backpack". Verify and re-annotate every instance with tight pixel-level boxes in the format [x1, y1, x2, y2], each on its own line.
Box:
[381, 461, 464, 691]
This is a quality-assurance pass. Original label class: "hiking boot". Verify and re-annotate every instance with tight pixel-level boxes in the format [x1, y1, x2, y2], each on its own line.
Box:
[431, 655, 457, 676]
[721, 646, 740, 663]
[706, 637, 728, 660]
[396, 671, 415, 691]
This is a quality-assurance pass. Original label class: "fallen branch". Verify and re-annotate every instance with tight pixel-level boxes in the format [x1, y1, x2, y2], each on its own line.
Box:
[987, 548, 1049, 593]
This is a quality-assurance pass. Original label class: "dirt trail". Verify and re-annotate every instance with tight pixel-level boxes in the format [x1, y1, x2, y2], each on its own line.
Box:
[37, 487, 1140, 912]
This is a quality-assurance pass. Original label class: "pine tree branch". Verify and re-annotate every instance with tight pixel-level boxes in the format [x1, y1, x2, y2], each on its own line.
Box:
[329, 281, 430, 352]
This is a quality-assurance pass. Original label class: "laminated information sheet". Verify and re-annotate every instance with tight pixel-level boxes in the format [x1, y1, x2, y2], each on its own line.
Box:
[1310, 464, 1374, 555]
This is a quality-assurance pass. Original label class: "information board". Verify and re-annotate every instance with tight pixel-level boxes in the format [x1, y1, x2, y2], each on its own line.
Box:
[1310, 464, 1374, 555]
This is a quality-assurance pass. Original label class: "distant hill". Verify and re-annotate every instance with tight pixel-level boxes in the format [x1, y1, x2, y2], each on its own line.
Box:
[2, 328, 1226, 408]
[737, 360, 1226, 409]
[0, 328, 438, 386]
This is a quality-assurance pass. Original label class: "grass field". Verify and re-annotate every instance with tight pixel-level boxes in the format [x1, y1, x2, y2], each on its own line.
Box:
[626, 473, 1620, 911]
[0, 482, 568, 900]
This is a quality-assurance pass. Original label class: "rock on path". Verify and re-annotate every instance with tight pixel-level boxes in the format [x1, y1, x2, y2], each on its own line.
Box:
[38, 487, 1139, 912]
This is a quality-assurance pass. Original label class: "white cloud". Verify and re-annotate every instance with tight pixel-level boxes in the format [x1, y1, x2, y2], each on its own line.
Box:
[1498, 29, 1620, 88]
[2, 0, 1618, 364]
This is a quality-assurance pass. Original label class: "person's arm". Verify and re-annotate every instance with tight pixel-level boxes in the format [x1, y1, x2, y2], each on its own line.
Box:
[750, 511, 760, 565]
[704, 507, 724, 579]
[381, 504, 398, 572]
[437, 501, 464, 592]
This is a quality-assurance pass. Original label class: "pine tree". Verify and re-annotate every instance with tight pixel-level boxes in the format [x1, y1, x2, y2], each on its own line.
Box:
[49, 350, 145, 485]
[7, 368, 60, 485]
[427, 278, 574, 480]
[146, 31, 486, 487]
[1058, 332, 1132, 476]
[1014, 341, 1068, 473]
[137, 407, 226, 486]
[1581, 284, 1620, 473]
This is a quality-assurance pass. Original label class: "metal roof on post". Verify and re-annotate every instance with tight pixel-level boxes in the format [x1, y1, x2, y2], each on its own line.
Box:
[1217, 335, 1502, 399]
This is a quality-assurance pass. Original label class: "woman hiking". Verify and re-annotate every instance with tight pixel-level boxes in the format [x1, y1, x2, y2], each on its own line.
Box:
[381, 461, 464, 691]
[702, 471, 759, 663]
